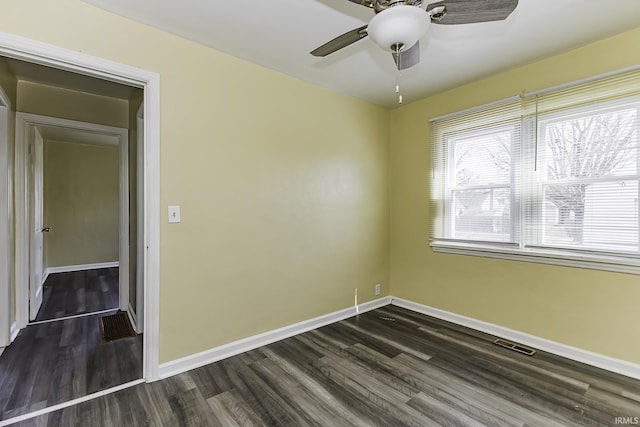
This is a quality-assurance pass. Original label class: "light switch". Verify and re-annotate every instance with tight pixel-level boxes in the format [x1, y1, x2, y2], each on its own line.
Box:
[168, 205, 181, 223]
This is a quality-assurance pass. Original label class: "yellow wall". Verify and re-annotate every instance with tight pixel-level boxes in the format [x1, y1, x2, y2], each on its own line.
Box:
[0, 58, 17, 105]
[390, 28, 640, 363]
[0, 0, 390, 362]
[16, 81, 129, 128]
[44, 140, 119, 267]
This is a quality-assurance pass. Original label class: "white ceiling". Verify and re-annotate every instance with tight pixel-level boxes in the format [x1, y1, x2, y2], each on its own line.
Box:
[83, 0, 640, 108]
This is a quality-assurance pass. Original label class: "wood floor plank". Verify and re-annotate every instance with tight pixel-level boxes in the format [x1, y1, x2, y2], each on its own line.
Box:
[407, 392, 487, 427]
[231, 358, 312, 426]
[35, 268, 119, 322]
[250, 357, 350, 427]
[262, 342, 394, 427]
[207, 390, 267, 427]
[394, 352, 574, 427]
[260, 347, 371, 427]
[311, 356, 440, 426]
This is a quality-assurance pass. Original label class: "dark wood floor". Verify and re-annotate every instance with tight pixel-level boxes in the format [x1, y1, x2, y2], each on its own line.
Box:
[8, 305, 640, 426]
[35, 268, 119, 322]
[0, 311, 142, 421]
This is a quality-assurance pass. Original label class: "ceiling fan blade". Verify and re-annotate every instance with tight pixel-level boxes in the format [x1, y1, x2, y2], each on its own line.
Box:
[427, 0, 518, 25]
[310, 25, 369, 57]
[391, 41, 420, 70]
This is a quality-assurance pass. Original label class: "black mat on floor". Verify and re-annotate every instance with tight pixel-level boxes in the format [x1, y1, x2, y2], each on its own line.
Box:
[99, 311, 137, 342]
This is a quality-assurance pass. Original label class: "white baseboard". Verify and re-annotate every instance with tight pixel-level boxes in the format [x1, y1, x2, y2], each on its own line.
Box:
[10, 321, 19, 342]
[127, 302, 139, 334]
[44, 262, 119, 279]
[158, 296, 393, 379]
[2, 322, 20, 356]
[42, 269, 50, 285]
[391, 297, 640, 380]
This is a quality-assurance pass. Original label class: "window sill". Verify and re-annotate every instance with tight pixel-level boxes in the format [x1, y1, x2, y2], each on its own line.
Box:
[430, 240, 640, 275]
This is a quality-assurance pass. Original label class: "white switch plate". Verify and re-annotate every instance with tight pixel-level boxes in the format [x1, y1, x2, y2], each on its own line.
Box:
[168, 205, 181, 223]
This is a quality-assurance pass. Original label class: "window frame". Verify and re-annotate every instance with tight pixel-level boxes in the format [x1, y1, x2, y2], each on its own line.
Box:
[529, 98, 640, 254]
[444, 124, 520, 244]
[430, 91, 640, 275]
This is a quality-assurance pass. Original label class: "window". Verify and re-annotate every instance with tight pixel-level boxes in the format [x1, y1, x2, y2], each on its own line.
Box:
[528, 102, 638, 253]
[431, 69, 640, 273]
[448, 127, 516, 243]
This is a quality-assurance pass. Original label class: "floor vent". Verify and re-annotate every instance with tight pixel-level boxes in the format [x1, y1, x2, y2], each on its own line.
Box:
[99, 311, 137, 342]
[492, 338, 537, 356]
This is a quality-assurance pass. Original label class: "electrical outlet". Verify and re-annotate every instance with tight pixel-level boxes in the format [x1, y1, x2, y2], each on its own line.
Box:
[375, 284, 381, 296]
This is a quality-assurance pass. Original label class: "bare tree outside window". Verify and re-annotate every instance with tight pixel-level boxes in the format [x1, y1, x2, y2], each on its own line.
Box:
[452, 131, 512, 241]
[542, 108, 637, 245]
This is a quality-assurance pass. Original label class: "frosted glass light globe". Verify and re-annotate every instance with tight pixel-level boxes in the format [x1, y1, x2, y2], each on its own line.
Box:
[368, 5, 430, 52]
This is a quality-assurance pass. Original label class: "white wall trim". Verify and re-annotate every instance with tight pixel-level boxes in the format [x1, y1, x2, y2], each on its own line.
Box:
[135, 103, 145, 335]
[431, 241, 640, 275]
[158, 297, 393, 380]
[43, 262, 120, 283]
[127, 301, 139, 334]
[0, 379, 145, 427]
[1, 31, 161, 382]
[0, 322, 20, 357]
[0, 86, 11, 347]
[391, 297, 640, 380]
[118, 128, 130, 314]
[9, 321, 19, 342]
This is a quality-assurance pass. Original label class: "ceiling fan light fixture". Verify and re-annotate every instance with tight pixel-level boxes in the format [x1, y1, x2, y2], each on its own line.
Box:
[367, 5, 430, 52]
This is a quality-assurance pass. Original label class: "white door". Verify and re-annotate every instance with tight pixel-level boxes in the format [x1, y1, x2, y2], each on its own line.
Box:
[29, 127, 45, 320]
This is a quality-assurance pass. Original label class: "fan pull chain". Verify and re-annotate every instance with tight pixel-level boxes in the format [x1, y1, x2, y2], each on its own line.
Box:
[394, 45, 403, 104]
[396, 84, 403, 104]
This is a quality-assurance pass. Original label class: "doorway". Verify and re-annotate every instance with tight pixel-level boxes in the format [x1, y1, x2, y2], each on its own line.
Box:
[0, 31, 160, 420]
[16, 114, 130, 325]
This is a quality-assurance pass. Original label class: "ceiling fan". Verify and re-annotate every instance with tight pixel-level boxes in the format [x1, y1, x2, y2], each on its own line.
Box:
[311, 0, 519, 70]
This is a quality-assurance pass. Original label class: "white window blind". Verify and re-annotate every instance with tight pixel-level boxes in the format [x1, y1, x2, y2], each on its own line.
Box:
[430, 68, 640, 272]
[431, 98, 522, 245]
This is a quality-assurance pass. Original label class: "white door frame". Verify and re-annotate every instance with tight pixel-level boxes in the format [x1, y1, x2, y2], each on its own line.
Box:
[16, 113, 129, 323]
[135, 103, 144, 334]
[0, 31, 161, 381]
[0, 83, 11, 348]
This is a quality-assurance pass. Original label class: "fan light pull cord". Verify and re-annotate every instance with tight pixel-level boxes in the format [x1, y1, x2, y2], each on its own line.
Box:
[394, 45, 403, 104]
